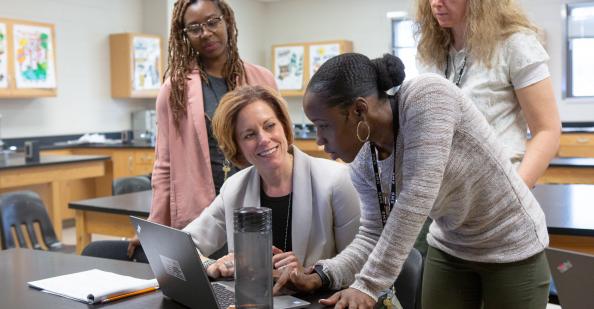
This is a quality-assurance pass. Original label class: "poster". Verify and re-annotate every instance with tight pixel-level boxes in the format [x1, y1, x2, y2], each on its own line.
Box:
[13, 24, 56, 88]
[133, 36, 161, 91]
[274, 45, 304, 90]
[309, 43, 340, 78]
[0, 23, 7, 88]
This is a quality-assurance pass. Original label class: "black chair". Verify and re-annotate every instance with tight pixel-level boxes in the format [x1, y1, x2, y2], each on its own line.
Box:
[82, 176, 152, 261]
[112, 176, 151, 196]
[0, 191, 74, 253]
[394, 247, 424, 309]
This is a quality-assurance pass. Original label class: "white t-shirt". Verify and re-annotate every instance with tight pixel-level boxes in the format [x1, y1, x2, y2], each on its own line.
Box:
[418, 31, 550, 162]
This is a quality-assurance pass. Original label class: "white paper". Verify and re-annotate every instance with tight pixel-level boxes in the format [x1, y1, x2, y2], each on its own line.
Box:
[27, 269, 158, 304]
[274, 46, 304, 90]
[0, 23, 7, 88]
[13, 24, 56, 89]
[133, 37, 161, 91]
[309, 43, 340, 78]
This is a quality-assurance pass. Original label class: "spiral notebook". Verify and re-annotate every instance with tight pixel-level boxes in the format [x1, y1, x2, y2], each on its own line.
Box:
[27, 269, 159, 304]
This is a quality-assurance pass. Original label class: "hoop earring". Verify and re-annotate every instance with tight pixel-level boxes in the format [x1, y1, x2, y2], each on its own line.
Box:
[356, 121, 370, 143]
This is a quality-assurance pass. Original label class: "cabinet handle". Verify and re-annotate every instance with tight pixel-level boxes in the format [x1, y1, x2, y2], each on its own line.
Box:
[576, 137, 591, 144]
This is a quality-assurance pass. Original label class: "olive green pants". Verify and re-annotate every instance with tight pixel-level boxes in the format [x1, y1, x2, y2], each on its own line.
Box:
[422, 246, 550, 309]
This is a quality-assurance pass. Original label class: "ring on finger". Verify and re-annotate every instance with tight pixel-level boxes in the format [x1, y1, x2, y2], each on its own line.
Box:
[223, 261, 234, 268]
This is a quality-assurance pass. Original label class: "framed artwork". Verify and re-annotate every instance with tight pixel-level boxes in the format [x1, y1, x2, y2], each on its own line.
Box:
[12, 23, 56, 89]
[0, 23, 7, 89]
[309, 43, 341, 78]
[273, 45, 305, 91]
[132, 36, 161, 91]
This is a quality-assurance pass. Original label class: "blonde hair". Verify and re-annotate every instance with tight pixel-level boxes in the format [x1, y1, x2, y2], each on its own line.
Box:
[212, 86, 294, 168]
[415, 0, 539, 69]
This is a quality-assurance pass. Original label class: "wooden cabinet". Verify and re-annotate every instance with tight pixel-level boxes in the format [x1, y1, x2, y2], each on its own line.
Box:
[294, 139, 331, 160]
[109, 33, 162, 98]
[272, 40, 353, 97]
[558, 133, 594, 157]
[42, 148, 155, 178]
[0, 18, 57, 98]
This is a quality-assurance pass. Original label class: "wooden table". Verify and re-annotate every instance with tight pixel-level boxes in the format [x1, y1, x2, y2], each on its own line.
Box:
[69, 190, 151, 253]
[0, 154, 112, 240]
[539, 157, 594, 184]
[0, 249, 328, 308]
[533, 184, 594, 255]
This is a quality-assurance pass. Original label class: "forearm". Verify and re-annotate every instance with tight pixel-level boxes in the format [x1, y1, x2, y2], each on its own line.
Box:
[319, 221, 382, 290]
[518, 129, 560, 188]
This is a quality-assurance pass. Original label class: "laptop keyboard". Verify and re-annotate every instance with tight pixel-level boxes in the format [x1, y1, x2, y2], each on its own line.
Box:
[212, 283, 235, 309]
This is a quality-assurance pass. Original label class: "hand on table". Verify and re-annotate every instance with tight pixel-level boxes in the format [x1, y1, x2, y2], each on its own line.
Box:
[206, 253, 235, 279]
[319, 288, 376, 309]
[272, 264, 322, 295]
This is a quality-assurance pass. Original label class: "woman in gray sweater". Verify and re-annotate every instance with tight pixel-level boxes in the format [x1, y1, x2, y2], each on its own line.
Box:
[275, 53, 550, 309]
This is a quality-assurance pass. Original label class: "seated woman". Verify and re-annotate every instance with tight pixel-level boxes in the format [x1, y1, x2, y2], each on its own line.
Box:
[182, 85, 361, 279]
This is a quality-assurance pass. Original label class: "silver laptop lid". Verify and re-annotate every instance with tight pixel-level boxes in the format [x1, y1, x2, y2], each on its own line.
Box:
[546, 247, 594, 309]
[131, 216, 222, 309]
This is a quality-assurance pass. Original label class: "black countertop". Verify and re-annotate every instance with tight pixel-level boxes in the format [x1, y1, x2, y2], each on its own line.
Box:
[549, 157, 594, 168]
[533, 184, 594, 237]
[561, 122, 594, 133]
[0, 153, 110, 170]
[69, 190, 152, 217]
[44, 141, 155, 150]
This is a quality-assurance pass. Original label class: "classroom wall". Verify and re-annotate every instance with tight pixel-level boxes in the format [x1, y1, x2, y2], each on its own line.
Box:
[257, 0, 594, 124]
[0, 0, 154, 139]
[1, 0, 592, 140]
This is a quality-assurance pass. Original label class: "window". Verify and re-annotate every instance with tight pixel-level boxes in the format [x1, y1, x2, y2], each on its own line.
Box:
[390, 17, 418, 80]
[566, 2, 594, 97]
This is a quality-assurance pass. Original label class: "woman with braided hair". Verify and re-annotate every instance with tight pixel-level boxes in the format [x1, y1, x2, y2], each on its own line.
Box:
[126, 0, 277, 259]
[273, 53, 550, 309]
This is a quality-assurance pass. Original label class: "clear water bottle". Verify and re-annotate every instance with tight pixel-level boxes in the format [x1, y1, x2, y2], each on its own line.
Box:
[234, 207, 273, 309]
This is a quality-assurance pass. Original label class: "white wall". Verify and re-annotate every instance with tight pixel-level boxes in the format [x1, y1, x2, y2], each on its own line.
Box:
[1, 0, 591, 139]
[0, 0, 153, 138]
[257, 0, 594, 123]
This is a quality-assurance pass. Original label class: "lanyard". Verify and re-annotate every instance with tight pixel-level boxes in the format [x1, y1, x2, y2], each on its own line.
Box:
[369, 95, 399, 227]
[444, 53, 467, 87]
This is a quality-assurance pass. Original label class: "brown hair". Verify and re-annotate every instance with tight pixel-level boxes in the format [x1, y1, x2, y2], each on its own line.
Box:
[415, 0, 539, 69]
[212, 86, 294, 168]
[165, 0, 245, 131]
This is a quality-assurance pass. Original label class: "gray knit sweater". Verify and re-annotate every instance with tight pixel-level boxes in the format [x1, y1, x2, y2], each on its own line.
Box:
[317, 74, 548, 300]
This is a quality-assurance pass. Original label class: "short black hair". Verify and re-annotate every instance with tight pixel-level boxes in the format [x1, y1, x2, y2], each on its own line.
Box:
[306, 53, 405, 109]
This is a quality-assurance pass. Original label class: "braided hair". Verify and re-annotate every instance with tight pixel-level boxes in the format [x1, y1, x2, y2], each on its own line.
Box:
[306, 53, 405, 109]
[165, 0, 245, 131]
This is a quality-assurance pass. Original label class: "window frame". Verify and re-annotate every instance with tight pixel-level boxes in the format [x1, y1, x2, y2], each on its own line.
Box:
[565, 2, 594, 98]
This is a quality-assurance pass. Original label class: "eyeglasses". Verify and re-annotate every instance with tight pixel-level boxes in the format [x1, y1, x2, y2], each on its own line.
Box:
[183, 16, 224, 37]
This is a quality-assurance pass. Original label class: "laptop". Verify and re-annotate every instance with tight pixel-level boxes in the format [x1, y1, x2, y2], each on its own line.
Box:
[130, 216, 310, 309]
[546, 247, 594, 309]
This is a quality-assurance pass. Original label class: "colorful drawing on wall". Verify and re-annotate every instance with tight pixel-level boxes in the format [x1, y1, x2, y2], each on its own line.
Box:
[133, 37, 161, 91]
[13, 24, 56, 89]
[274, 46, 304, 90]
[0, 23, 7, 88]
[309, 43, 340, 78]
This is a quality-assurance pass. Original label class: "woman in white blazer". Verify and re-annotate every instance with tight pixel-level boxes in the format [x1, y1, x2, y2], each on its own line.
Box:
[182, 86, 360, 279]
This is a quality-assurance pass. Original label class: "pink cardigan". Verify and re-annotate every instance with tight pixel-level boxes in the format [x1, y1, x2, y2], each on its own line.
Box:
[148, 62, 278, 229]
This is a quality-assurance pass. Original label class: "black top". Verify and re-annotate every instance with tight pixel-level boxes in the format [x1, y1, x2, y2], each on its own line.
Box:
[533, 184, 594, 237]
[260, 186, 293, 252]
[202, 75, 238, 194]
[0, 153, 109, 170]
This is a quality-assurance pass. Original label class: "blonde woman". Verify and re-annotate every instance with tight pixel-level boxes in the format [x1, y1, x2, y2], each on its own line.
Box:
[416, 0, 560, 189]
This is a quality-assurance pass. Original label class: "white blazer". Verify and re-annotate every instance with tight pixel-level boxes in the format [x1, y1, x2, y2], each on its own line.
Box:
[182, 146, 361, 267]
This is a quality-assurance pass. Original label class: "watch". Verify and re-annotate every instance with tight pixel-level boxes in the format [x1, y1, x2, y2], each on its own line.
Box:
[313, 264, 332, 289]
[202, 258, 217, 270]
